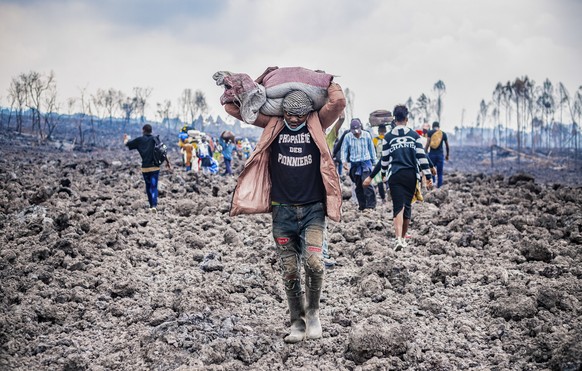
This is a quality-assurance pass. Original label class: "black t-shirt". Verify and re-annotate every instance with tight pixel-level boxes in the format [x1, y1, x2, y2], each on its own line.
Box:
[270, 124, 324, 205]
[126, 134, 157, 168]
[427, 129, 448, 154]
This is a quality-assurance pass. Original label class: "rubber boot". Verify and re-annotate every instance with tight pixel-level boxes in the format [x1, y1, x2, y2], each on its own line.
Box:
[284, 294, 305, 344]
[305, 269, 323, 340]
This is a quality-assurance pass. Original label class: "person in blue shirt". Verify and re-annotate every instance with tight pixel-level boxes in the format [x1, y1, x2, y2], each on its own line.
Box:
[219, 136, 237, 175]
[341, 118, 377, 211]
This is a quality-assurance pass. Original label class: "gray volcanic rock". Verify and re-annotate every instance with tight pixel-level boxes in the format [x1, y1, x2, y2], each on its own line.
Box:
[0, 138, 581, 370]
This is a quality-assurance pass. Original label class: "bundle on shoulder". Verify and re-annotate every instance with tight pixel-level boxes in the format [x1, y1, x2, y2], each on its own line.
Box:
[213, 66, 334, 124]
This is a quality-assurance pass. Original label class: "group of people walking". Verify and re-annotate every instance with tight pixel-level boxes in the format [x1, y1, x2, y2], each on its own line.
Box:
[124, 73, 450, 344]
[338, 108, 451, 250]
[177, 126, 242, 176]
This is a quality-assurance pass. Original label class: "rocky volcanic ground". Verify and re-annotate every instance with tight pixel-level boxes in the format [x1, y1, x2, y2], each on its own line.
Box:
[0, 133, 581, 370]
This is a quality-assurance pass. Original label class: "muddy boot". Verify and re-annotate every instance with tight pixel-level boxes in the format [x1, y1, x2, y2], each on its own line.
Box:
[284, 294, 305, 344]
[305, 269, 323, 340]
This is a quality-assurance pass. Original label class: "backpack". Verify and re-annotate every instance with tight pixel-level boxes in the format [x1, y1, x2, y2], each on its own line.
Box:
[332, 131, 349, 162]
[152, 135, 168, 166]
[429, 130, 443, 150]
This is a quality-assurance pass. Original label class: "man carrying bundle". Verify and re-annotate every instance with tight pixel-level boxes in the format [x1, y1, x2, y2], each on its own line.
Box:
[424, 121, 450, 188]
[220, 68, 345, 343]
[219, 131, 236, 176]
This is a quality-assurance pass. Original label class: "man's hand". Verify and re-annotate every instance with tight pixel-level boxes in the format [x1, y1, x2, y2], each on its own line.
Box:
[165, 160, 173, 172]
[363, 176, 372, 188]
[329, 82, 341, 90]
[445, 154, 449, 161]
[430, 167, 437, 176]
[426, 179, 433, 190]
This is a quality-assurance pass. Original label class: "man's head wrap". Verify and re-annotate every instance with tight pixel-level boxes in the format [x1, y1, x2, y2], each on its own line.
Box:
[282, 90, 314, 116]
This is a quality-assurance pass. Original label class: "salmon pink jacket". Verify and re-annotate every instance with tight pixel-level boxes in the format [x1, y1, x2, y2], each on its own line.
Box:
[224, 83, 346, 222]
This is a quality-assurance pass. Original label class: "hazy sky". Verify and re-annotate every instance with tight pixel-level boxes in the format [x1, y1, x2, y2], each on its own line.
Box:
[1, 0, 581, 131]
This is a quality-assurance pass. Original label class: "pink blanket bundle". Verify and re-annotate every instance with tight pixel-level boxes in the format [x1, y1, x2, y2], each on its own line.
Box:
[261, 67, 333, 97]
[213, 72, 257, 105]
[214, 67, 334, 124]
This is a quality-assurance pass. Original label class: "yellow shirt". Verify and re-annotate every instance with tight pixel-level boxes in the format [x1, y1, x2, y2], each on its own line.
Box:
[325, 128, 338, 151]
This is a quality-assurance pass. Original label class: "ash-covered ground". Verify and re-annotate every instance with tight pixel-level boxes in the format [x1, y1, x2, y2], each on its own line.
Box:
[1, 133, 581, 370]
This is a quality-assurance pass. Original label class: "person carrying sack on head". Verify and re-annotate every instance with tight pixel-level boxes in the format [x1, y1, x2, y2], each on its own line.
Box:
[222, 78, 346, 344]
[424, 121, 450, 188]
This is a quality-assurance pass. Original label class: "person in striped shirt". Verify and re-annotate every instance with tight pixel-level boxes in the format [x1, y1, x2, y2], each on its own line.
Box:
[364, 105, 433, 250]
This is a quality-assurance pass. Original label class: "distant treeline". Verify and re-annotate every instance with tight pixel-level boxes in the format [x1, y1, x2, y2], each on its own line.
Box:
[399, 78, 581, 157]
[0, 108, 261, 149]
[1, 70, 262, 148]
[1, 71, 580, 156]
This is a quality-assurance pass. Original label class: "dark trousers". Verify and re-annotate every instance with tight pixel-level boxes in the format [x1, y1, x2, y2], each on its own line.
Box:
[351, 167, 376, 210]
[142, 170, 159, 208]
[335, 161, 342, 176]
[224, 158, 232, 175]
[429, 152, 445, 187]
[377, 180, 388, 201]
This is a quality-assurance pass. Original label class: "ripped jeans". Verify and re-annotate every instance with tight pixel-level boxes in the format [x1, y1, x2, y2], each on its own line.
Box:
[272, 202, 325, 298]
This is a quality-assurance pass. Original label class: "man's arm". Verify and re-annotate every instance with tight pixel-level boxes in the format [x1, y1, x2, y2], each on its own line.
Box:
[445, 134, 450, 161]
[367, 135, 377, 163]
[341, 135, 350, 164]
[124, 135, 138, 150]
[426, 153, 437, 175]
[325, 113, 345, 151]
[331, 112, 345, 137]
[318, 82, 347, 130]
[424, 133, 430, 153]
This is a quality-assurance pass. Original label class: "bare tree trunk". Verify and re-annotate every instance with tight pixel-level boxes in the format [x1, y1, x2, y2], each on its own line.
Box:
[16, 109, 23, 134]
[461, 108, 465, 148]
[78, 117, 85, 147]
[90, 115, 96, 146]
[516, 98, 521, 165]
[5, 109, 12, 131]
[44, 114, 58, 139]
[530, 105, 535, 155]
[575, 123, 579, 164]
